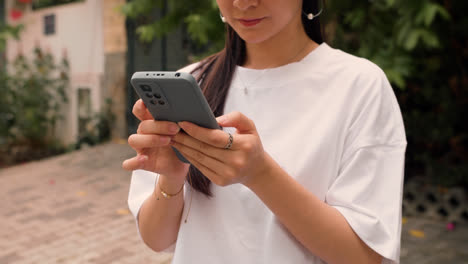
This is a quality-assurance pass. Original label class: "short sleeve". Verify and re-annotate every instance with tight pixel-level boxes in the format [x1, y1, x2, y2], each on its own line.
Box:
[127, 169, 158, 221]
[326, 66, 407, 263]
[127, 170, 177, 253]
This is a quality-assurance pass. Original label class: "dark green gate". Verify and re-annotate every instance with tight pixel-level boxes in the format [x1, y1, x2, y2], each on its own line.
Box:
[125, 2, 191, 135]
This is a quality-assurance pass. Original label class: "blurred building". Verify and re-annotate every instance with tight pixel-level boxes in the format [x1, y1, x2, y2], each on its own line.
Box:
[4, 0, 191, 144]
[4, 0, 128, 144]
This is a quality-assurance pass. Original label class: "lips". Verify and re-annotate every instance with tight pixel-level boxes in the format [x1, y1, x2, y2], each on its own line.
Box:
[238, 18, 264, 27]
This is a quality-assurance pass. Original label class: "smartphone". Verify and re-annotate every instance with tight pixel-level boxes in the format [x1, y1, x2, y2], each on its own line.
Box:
[130, 71, 220, 163]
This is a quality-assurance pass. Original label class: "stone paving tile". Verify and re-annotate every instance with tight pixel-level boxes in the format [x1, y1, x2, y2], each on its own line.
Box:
[89, 247, 133, 263]
[0, 252, 22, 263]
[55, 204, 94, 220]
[0, 142, 467, 264]
[8, 185, 35, 195]
[400, 217, 468, 263]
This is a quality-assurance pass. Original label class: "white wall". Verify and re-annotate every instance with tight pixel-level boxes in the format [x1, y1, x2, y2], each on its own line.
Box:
[6, 0, 105, 144]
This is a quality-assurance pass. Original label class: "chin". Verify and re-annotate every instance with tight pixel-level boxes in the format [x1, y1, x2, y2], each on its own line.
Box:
[236, 32, 270, 44]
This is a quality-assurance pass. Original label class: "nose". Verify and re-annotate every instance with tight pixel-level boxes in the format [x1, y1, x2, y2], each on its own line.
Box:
[233, 0, 258, 11]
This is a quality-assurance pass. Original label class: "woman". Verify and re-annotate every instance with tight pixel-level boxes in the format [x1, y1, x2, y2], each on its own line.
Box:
[123, 0, 407, 263]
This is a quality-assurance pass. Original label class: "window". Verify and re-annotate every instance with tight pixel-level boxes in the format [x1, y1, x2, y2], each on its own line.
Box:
[44, 14, 55, 35]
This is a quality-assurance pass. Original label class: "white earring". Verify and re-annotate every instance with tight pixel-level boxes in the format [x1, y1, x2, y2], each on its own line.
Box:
[303, 0, 324, 21]
[220, 13, 226, 23]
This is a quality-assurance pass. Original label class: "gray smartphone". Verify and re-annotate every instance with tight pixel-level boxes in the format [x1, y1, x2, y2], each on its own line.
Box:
[130, 71, 220, 163]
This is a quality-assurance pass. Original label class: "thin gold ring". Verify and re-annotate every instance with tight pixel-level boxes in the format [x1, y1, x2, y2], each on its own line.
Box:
[224, 132, 233, 150]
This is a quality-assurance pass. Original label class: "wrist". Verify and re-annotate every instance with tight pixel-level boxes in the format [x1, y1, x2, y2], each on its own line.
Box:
[242, 152, 275, 191]
[158, 174, 186, 195]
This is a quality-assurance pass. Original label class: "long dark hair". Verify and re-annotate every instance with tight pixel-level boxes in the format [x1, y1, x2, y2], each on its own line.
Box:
[188, 0, 324, 196]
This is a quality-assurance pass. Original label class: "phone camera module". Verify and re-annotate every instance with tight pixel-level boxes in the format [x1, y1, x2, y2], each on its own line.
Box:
[140, 84, 152, 92]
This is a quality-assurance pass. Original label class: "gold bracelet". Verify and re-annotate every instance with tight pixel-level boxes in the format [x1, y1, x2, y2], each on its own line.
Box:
[159, 181, 184, 199]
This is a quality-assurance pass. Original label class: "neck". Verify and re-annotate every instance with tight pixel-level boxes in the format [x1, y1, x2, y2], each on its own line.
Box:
[242, 19, 318, 69]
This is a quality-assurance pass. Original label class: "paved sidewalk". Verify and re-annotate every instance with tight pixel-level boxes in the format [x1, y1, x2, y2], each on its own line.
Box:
[401, 217, 468, 264]
[1, 142, 172, 264]
[0, 142, 467, 263]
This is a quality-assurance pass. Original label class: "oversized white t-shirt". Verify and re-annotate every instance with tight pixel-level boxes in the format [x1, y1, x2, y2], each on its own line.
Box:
[127, 43, 407, 264]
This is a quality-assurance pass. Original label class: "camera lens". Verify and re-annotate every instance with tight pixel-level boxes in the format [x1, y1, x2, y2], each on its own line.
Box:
[140, 84, 152, 92]
[175, 73, 181, 77]
[150, 100, 156, 105]
[158, 100, 165, 105]
[154, 93, 162, 99]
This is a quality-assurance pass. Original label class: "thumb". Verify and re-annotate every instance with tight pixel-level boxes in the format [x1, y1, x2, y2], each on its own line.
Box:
[216, 111, 256, 134]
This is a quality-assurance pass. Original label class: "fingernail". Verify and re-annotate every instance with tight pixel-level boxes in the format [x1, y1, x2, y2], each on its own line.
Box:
[137, 155, 148, 162]
[169, 124, 180, 133]
[216, 116, 226, 123]
[160, 136, 171, 145]
[178, 122, 187, 129]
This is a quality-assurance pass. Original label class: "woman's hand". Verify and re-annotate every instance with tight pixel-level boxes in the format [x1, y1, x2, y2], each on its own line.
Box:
[122, 99, 190, 182]
[170, 111, 270, 187]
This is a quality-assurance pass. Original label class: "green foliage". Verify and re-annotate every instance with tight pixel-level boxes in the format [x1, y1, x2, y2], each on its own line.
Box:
[0, 23, 23, 53]
[327, 0, 451, 88]
[121, 0, 225, 53]
[122, 0, 468, 188]
[76, 98, 115, 148]
[327, 0, 468, 188]
[0, 46, 70, 166]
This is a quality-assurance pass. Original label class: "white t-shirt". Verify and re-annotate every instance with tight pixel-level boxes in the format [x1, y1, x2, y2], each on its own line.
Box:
[127, 43, 407, 264]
